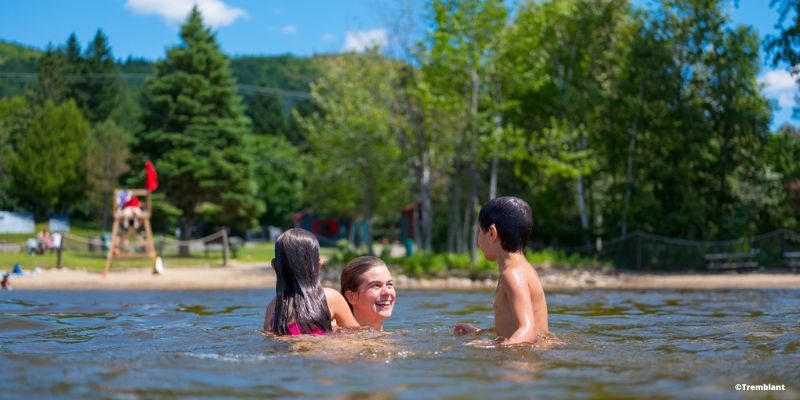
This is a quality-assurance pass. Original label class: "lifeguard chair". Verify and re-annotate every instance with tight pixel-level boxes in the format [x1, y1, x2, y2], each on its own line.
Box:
[104, 188, 156, 273]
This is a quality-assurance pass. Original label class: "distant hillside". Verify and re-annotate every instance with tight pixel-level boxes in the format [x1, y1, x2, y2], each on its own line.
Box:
[231, 55, 319, 91]
[0, 40, 42, 64]
[0, 39, 318, 96]
[0, 40, 42, 98]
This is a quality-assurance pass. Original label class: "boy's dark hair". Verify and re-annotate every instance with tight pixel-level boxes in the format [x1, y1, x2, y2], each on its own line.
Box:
[478, 196, 532, 253]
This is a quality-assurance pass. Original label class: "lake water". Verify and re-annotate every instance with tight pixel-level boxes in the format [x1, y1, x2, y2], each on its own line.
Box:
[1, 289, 797, 399]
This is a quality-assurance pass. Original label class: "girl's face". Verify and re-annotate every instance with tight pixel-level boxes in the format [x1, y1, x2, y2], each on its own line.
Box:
[346, 265, 395, 329]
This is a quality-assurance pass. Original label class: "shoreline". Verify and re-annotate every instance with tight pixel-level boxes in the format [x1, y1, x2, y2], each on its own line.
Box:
[4, 263, 800, 291]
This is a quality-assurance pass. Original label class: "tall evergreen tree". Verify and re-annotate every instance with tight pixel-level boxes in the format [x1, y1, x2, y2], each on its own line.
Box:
[33, 44, 67, 105]
[137, 7, 262, 249]
[81, 29, 122, 123]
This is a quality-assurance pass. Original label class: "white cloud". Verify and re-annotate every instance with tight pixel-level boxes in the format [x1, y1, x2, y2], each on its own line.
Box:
[343, 29, 388, 52]
[761, 70, 796, 93]
[321, 33, 335, 42]
[125, 0, 247, 28]
[759, 69, 799, 108]
[281, 25, 297, 35]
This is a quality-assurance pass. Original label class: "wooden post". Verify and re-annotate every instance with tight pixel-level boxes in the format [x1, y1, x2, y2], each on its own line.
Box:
[635, 230, 642, 270]
[780, 228, 786, 269]
[222, 228, 229, 267]
[56, 233, 63, 269]
[143, 217, 156, 261]
[105, 217, 119, 274]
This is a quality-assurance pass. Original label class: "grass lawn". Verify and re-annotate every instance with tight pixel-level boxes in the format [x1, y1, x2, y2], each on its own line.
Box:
[1, 228, 338, 272]
[0, 250, 227, 272]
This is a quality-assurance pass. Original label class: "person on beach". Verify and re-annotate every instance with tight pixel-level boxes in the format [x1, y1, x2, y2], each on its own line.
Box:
[340, 256, 396, 331]
[263, 228, 358, 335]
[453, 196, 549, 346]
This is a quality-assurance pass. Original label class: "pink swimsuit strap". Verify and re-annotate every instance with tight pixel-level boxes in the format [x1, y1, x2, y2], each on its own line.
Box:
[269, 317, 326, 336]
[287, 323, 325, 336]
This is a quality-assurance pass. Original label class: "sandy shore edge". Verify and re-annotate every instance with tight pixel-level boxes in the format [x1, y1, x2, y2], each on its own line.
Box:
[4, 262, 800, 291]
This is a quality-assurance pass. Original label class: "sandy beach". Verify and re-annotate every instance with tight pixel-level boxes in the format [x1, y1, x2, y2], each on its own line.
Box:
[5, 262, 800, 291]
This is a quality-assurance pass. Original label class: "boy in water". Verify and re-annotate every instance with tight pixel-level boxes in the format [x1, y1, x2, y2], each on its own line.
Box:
[453, 196, 549, 345]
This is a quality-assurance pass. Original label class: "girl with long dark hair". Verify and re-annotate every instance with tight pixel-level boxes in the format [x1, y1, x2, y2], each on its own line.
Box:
[263, 228, 358, 335]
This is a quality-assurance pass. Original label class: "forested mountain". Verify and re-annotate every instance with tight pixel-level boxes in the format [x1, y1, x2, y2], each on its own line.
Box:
[0, 39, 319, 100]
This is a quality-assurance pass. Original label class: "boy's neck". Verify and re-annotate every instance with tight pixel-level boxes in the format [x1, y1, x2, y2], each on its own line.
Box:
[497, 250, 528, 272]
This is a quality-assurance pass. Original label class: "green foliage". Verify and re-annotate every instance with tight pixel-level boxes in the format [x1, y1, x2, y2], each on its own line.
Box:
[79, 29, 122, 123]
[247, 92, 287, 136]
[8, 99, 90, 217]
[247, 134, 305, 228]
[298, 49, 411, 250]
[388, 249, 611, 279]
[136, 7, 263, 235]
[0, 40, 41, 99]
[84, 120, 131, 228]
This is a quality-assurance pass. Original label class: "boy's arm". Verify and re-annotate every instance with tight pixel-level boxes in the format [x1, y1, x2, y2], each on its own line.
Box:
[453, 323, 494, 336]
[500, 269, 536, 345]
[263, 298, 276, 331]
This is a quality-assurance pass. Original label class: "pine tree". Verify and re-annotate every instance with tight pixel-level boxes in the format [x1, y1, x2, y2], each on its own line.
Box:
[62, 33, 86, 107]
[137, 6, 262, 248]
[33, 44, 67, 105]
[81, 29, 121, 123]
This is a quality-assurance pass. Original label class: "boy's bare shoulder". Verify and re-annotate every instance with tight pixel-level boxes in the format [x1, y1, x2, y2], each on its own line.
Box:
[500, 262, 543, 290]
[499, 264, 528, 287]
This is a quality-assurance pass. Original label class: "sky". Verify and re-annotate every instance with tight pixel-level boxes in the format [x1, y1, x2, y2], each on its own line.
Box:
[0, 0, 795, 128]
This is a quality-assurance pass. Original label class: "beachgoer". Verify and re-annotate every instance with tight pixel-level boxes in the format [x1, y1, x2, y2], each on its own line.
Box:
[263, 228, 358, 335]
[1, 274, 10, 290]
[453, 196, 549, 345]
[122, 195, 141, 229]
[37, 229, 52, 253]
[340, 256, 395, 331]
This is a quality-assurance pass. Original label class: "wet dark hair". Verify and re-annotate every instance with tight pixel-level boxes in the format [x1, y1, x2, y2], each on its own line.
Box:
[478, 196, 532, 253]
[271, 228, 332, 335]
[340, 256, 386, 310]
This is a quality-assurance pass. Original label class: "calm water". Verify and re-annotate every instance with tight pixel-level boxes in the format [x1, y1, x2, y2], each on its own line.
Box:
[1, 289, 798, 399]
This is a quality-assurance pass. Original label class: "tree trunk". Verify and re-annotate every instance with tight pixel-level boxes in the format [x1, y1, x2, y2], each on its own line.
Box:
[489, 149, 499, 201]
[179, 218, 193, 257]
[466, 67, 480, 261]
[621, 85, 643, 238]
[576, 172, 590, 245]
[364, 181, 375, 256]
[421, 157, 433, 252]
[448, 172, 462, 254]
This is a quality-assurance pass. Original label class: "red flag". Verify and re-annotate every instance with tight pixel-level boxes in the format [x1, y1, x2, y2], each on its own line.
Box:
[145, 160, 158, 192]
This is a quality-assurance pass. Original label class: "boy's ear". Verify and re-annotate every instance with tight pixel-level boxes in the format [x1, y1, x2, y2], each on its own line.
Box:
[489, 224, 499, 241]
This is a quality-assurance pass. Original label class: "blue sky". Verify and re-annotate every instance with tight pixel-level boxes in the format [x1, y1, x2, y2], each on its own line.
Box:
[0, 0, 795, 128]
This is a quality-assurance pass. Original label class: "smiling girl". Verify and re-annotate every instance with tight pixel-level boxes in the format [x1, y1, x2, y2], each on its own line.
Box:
[340, 256, 396, 331]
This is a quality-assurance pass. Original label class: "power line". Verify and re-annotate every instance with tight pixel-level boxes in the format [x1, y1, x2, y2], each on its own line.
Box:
[0, 72, 312, 100]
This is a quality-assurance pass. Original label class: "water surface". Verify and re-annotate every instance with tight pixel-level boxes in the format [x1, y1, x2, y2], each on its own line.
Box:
[1, 289, 797, 399]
